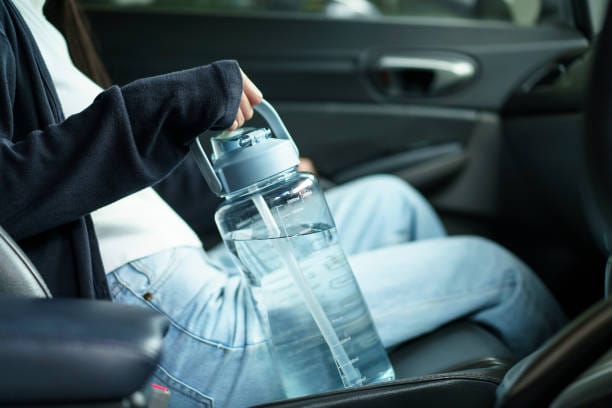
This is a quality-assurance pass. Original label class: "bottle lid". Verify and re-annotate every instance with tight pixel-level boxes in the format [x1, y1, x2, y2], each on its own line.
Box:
[211, 127, 299, 195]
[189, 100, 300, 196]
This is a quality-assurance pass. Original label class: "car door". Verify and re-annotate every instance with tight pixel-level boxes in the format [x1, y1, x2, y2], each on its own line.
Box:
[81, 0, 586, 211]
[81, 0, 605, 314]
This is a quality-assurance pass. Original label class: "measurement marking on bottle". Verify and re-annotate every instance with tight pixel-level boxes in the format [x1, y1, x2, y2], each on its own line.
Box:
[339, 357, 360, 368]
[339, 336, 351, 345]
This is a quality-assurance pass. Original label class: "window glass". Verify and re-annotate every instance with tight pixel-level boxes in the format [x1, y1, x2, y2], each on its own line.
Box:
[82, 0, 566, 27]
[588, 0, 610, 34]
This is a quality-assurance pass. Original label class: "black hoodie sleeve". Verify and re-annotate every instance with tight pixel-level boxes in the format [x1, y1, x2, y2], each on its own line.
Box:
[0, 38, 242, 241]
[154, 155, 223, 241]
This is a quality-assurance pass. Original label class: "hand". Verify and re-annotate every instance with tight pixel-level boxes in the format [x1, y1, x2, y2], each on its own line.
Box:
[298, 157, 318, 174]
[228, 70, 263, 131]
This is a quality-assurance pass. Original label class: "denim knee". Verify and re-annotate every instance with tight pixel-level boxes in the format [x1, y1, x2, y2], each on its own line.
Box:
[355, 174, 445, 239]
[454, 236, 566, 355]
[453, 236, 528, 283]
[351, 174, 419, 201]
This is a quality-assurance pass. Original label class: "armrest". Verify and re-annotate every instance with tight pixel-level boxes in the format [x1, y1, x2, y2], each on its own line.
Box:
[0, 298, 168, 404]
[256, 369, 505, 408]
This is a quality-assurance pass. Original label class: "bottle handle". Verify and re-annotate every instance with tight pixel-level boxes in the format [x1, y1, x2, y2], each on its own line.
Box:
[189, 99, 298, 196]
[189, 138, 224, 195]
[254, 100, 299, 155]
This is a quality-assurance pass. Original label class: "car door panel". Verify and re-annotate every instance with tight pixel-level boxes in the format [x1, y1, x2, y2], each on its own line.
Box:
[87, 10, 586, 106]
[85, 6, 588, 220]
[258, 102, 476, 179]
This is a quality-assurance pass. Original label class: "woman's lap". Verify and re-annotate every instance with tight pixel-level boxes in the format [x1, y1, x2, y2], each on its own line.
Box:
[107, 238, 564, 406]
[106, 175, 565, 407]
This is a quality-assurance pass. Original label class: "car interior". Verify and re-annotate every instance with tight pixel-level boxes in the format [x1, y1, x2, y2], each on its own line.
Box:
[1, 0, 612, 406]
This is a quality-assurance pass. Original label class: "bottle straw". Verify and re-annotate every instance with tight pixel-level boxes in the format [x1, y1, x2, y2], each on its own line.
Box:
[252, 193, 363, 388]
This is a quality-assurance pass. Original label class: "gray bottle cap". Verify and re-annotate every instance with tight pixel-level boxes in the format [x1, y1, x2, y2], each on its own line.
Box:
[211, 127, 299, 195]
[189, 100, 300, 196]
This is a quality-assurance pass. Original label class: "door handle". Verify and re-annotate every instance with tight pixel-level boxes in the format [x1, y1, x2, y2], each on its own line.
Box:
[373, 54, 477, 96]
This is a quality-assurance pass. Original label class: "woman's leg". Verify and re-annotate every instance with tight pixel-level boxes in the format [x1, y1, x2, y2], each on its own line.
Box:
[348, 236, 566, 358]
[321, 176, 565, 355]
[323, 175, 446, 255]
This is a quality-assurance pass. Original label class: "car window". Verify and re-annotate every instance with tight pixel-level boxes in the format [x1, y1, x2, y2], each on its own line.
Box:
[588, 0, 610, 34]
[81, 0, 568, 27]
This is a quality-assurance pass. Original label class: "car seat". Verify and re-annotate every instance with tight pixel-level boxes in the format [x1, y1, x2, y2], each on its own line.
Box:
[0, 220, 513, 406]
[0, 225, 169, 406]
[1, 225, 610, 406]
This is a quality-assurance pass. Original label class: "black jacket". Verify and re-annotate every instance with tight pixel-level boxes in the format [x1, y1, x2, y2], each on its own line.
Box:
[0, 0, 242, 298]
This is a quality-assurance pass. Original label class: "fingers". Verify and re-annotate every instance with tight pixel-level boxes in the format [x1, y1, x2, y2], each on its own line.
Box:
[240, 92, 253, 121]
[228, 92, 248, 131]
[235, 103, 245, 129]
[298, 157, 318, 174]
[242, 70, 263, 105]
[228, 69, 264, 131]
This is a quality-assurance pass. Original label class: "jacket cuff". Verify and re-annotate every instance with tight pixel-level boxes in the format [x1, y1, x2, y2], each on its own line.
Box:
[210, 60, 243, 130]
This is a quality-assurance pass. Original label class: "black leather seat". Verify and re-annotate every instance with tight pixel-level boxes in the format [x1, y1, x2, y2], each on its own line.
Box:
[390, 321, 514, 379]
[0, 223, 51, 298]
[257, 297, 612, 408]
[0, 226, 169, 406]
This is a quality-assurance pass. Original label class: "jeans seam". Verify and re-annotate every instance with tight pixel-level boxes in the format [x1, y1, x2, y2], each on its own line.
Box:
[152, 248, 180, 293]
[111, 269, 269, 351]
[129, 252, 175, 293]
[109, 278, 124, 299]
[376, 279, 517, 317]
[154, 364, 214, 407]
[515, 263, 566, 337]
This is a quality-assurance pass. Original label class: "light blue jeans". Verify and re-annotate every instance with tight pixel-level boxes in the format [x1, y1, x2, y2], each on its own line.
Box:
[106, 175, 565, 408]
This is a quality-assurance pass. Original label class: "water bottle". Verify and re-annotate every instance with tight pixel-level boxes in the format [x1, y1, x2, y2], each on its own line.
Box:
[190, 100, 395, 399]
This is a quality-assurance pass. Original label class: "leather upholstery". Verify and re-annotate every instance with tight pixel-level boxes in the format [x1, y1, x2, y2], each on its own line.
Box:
[263, 323, 513, 408]
[257, 369, 505, 408]
[0, 225, 168, 405]
[552, 347, 612, 407]
[390, 321, 514, 379]
[496, 298, 612, 407]
[0, 298, 168, 404]
[0, 226, 51, 298]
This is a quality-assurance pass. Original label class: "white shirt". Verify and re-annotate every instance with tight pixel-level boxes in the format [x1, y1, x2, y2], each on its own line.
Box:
[12, 0, 203, 273]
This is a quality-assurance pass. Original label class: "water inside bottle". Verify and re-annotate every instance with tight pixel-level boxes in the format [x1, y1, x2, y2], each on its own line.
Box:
[226, 224, 395, 398]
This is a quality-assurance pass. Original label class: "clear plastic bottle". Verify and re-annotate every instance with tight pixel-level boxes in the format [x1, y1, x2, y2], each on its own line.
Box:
[190, 101, 395, 399]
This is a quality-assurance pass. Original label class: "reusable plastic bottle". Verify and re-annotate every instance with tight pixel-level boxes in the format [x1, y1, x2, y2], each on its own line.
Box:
[190, 101, 395, 399]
